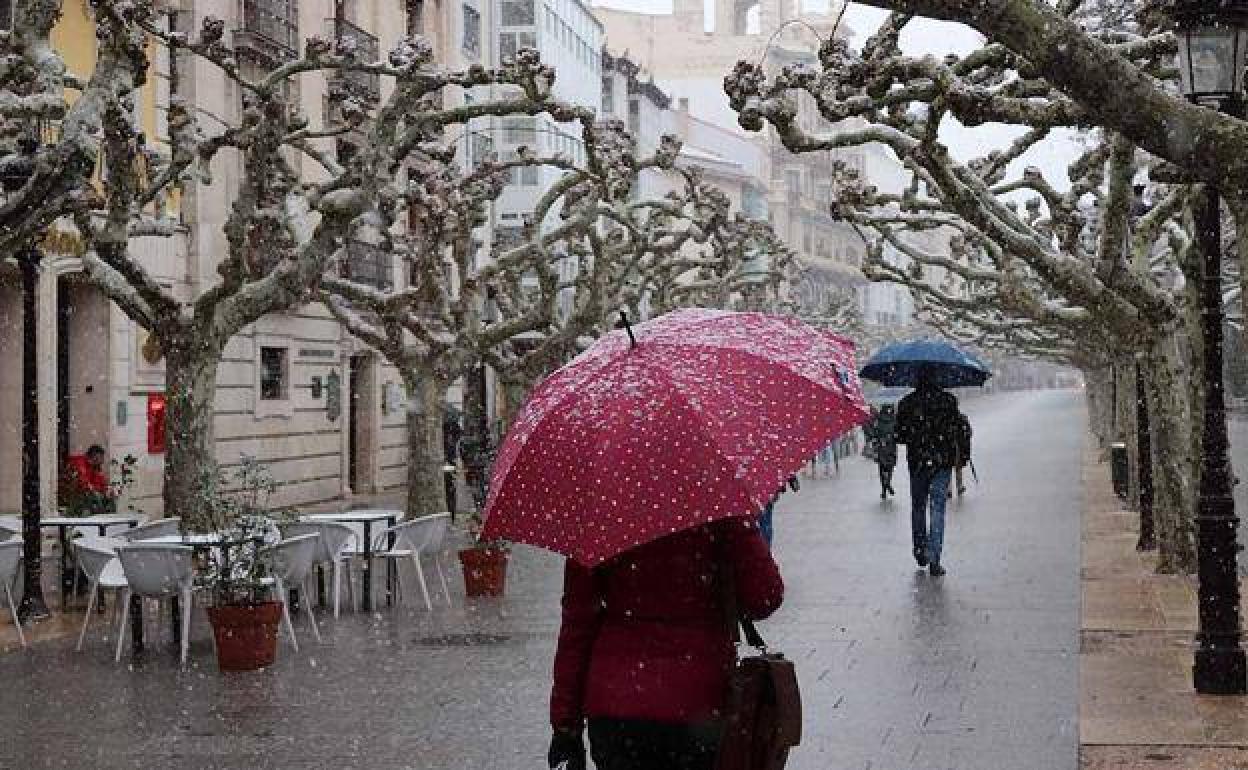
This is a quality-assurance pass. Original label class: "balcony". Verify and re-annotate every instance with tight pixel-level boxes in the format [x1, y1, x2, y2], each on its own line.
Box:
[235, 0, 299, 66]
[340, 239, 393, 290]
[328, 17, 381, 104]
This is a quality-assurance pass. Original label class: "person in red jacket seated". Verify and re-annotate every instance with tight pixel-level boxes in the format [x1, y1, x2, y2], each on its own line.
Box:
[66, 445, 109, 495]
[547, 517, 784, 770]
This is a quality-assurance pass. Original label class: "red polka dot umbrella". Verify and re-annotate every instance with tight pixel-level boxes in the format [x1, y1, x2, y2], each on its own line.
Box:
[479, 308, 870, 566]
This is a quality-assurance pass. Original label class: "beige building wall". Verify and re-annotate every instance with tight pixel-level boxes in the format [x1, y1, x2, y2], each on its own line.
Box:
[0, 0, 455, 519]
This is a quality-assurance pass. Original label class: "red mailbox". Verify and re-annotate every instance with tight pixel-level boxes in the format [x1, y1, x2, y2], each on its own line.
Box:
[147, 393, 167, 454]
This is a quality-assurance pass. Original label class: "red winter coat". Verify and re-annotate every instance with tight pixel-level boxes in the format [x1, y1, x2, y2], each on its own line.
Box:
[549, 518, 784, 729]
[65, 455, 108, 495]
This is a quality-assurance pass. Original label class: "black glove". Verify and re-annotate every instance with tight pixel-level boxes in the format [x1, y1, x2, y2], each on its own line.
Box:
[548, 727, 586, 770]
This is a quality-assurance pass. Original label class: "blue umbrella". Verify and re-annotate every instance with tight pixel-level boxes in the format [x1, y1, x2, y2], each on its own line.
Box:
[859, 339, 992, 388]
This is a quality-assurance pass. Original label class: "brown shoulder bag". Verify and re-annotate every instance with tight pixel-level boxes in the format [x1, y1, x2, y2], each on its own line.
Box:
[714, 616, 802, 770]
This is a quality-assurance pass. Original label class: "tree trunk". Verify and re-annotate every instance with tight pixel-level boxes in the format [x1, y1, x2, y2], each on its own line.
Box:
[1117, 355, 1141, 508]
[1086, 366, 1114, 451]
[1145, 328, 1198, 573]
[403, 372, 449, 519]
[163, 331, 222, 533]
[497, 376, 534, 430]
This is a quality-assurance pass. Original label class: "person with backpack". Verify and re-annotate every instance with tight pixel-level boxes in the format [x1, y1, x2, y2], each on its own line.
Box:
[953, 411, 972, 497]
[893, 366, 961, 577]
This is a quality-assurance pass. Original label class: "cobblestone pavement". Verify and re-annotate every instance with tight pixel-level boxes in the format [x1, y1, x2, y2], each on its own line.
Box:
[0, 390, 1084, 770]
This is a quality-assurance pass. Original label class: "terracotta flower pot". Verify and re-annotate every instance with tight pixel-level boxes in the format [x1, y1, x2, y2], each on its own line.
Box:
[459, 547, 509, 597]
[206, 601, 282, 671]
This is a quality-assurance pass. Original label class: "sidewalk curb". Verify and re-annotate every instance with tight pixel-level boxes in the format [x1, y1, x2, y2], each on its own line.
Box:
[1078, 436, 1248, 770]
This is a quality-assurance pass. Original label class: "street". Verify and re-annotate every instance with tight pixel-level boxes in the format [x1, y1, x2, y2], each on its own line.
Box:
[0, 390, 1084, 770]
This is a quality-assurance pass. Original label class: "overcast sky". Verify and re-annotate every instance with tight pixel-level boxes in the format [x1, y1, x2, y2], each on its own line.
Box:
[591, 0, 1083, 191]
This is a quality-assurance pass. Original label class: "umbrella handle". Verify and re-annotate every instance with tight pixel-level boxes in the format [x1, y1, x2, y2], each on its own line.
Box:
[617, 311, 636, 348]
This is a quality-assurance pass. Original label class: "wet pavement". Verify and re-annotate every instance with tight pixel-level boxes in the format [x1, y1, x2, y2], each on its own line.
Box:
[0, 389, 1084, 770]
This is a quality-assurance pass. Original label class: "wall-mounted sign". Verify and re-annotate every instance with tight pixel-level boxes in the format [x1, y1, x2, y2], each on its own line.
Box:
[147, 393, 167, 454]
[298, 348, 338, 359]
[382, 381, 403, 416]
[311, 375, 323, 399]
[116, 400, 128, 427]
[326, 369, 341, 422]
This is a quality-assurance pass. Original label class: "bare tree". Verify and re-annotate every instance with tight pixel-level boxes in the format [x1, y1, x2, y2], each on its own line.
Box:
[57, 8, 572, 529]
[725, 11, 1209, 569]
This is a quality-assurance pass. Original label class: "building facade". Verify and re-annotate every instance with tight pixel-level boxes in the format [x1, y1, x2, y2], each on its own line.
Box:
[0, 0, 478, 518]
[594, 0, 916, 332]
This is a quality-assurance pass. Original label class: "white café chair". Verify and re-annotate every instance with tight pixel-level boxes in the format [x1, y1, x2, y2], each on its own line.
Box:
[261, 533, 322, 652]
[370, 513, 453, 611]
[73, 535, 128, 652]
[114, 543, 194, 665]
[121, 517, 182, 542]
[0, 516, 20, 539]
[286, 521, 356, 618]
[0, 540, 25, 648]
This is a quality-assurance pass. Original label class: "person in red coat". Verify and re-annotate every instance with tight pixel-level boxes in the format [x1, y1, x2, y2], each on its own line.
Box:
[547, 517, 784, 770]
[65, 445, 110, 496]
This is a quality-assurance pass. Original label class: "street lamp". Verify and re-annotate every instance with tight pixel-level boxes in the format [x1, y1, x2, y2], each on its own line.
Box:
[1170, 0, 1248, 695]
[0, 136, 50, 621]
[738, 248, 773, 312]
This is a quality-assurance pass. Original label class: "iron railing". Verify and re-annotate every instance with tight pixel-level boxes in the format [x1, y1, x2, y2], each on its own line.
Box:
[341, 239, 393, 290]
[236, 0, 299, 65]
[328, 17, 381, 104]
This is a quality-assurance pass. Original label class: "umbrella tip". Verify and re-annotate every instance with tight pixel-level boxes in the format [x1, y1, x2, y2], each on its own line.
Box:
[617, 311, 637, 348]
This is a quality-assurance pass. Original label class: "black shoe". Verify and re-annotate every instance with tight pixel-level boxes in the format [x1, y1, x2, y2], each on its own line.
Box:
[929, 562, 946, 577]
[886, 484, 896, 496]
[881, 490, 888, 500]
[913, 546, 928, 567]
[957, 486, 967, 496]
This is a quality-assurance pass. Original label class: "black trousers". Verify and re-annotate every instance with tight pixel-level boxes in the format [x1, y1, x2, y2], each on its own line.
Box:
[588, 718, 720, 770]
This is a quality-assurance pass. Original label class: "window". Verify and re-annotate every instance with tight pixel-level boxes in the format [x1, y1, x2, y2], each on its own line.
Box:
[500, 0, 535, 26]
[462, 4, 481, 57]
[628, 99, 641, 136]
[602, 75, 615, 115]
[502, 117, 537, 145]
[499, 30, 536, 61]
[0, 0, 11, 30]
[260, 347, 289, 400]
[406, 0, 424, 35]
[785, 169, 801, 195]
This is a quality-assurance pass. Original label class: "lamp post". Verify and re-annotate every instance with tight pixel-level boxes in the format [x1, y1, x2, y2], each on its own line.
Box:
[0, 137, 50, 621]
[738, 248, 774, 312]
[1170, 0, 1248, 694]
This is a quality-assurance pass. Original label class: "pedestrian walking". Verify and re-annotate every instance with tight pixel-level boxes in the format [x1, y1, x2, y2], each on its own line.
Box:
[756, 476, 799, 548]
[894, 366, 961, 577]
[547, 519, 784, 770]
[868, 404, 899, 500]
[953, 411, 972, 497]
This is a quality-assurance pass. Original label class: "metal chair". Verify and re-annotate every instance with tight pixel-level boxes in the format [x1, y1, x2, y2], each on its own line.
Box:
[114, 543, 194, 665]
[286, 521, 356, 617]
[73, 535, 128, 652]
[261, 533, 322, 652]
[121, 517, 182, 542]
[371, 513, 453, 611]
[0, 540, 25, 648]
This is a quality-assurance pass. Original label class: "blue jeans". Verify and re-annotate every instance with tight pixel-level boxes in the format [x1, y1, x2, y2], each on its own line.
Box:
[909, 466, 951, 564]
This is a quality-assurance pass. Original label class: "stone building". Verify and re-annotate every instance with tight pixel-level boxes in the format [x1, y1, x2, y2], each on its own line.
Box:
[0, 0, 489, 518]
[593, 0, 915, 334]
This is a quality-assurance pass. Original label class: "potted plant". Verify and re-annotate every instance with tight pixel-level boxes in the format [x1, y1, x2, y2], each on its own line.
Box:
[458, 511, 510, 598]
[193, 456, 296, 671]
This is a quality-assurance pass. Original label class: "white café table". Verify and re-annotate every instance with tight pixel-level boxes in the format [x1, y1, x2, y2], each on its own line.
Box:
[302, 510, 399, 611]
